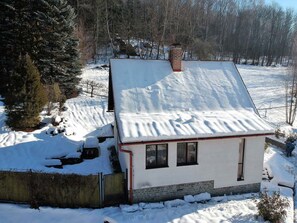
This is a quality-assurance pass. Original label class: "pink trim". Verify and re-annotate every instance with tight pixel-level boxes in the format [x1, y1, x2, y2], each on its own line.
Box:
[121, 132, 274, 146]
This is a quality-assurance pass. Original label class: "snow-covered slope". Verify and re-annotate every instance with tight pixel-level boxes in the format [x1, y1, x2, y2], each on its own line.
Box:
[0, 65, 113, 175]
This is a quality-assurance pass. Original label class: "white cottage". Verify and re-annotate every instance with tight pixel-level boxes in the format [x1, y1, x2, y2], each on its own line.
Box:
[108, 45, 274, 203]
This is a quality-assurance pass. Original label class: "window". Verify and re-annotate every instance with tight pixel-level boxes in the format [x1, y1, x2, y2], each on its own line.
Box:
[146, 144, 168, 169]
[237, 139, 245, 181]
[177, 142, 198, 166]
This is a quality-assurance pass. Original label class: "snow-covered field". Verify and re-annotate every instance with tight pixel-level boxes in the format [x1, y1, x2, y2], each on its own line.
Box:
[239, 65, 288, 127]
[0, 63, 295, 222]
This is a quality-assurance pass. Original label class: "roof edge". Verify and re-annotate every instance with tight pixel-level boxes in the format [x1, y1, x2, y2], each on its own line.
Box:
[120, 132, 274, 146]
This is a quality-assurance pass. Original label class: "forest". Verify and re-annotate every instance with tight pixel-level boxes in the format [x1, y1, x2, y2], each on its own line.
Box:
[1, 0, 297, 129]
[70, 0, 297, 66]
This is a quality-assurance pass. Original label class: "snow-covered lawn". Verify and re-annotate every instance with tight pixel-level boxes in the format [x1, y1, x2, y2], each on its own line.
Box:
[239, 65, 288, 127]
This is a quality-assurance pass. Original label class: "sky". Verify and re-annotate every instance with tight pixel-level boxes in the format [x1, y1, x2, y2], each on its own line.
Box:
[266, 0, 297, 10]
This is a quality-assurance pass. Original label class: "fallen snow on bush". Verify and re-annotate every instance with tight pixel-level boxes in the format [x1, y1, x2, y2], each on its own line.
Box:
[193, 192, 211, 203]
[264, 147, 295, 188]
[262, 147, 295, 223]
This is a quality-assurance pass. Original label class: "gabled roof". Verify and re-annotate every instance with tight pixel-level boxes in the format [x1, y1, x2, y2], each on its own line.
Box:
[110, 59, 273, 143]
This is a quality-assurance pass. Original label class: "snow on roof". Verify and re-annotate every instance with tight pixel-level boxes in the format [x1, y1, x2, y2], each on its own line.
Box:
[110, 59, 273, 143]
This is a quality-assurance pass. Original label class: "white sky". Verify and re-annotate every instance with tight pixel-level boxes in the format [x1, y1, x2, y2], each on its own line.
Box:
[266, 0, 297, 10]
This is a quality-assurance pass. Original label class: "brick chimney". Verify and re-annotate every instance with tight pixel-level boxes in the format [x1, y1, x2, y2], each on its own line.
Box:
[169, 44, 183, 72]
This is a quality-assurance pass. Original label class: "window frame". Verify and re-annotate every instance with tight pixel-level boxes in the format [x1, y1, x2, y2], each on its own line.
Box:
[146, 144, 168, 169]
[237, 138, 245, 181]
[177, 142, 198, 166]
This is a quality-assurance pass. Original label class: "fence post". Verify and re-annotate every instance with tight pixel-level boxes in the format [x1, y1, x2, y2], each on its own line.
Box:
[99, 172, 103, 207]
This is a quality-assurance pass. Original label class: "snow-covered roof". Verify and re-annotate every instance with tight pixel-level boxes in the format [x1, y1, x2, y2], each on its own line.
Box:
[110, 59, 273, 143]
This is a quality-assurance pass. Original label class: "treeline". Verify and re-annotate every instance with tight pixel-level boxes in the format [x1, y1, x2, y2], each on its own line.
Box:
[71, 0, 297, 65]
[0, 0, 80, 129]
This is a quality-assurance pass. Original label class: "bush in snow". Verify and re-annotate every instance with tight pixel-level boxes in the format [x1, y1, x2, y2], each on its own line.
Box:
[274, 128, 284, 139]
[164, 199, 186, 208]
[194, 192, 211, 203]
[256, 192, 289, 223]
[184, 195, 195, 203]
[285, 134, 297, 143]
[45, 83, 62, 115]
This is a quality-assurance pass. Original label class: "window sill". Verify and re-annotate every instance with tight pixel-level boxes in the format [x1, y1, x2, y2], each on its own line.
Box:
[177, 163, 198, 167]
[146, 165, 169, 170]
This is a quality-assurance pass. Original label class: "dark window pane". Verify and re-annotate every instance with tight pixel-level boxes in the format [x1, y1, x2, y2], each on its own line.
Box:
[237, 139, 245, 181]
[157, 144, 167, 166]
[146, 145, 156, 168]
[177, 143, 187, 165]
[237, 164, 243, 180]
[187, 143, 197, 163]
[238, 139, 244, 163]
[146, 144, 168, 168]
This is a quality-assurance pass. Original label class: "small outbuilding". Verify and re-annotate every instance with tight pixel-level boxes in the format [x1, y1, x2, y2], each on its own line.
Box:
[82, 136, 100, 159]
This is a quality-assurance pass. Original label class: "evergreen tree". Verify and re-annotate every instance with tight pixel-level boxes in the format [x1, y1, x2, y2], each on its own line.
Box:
[0, 0, 81, 98]
[0, 0, 35, 96]
[34, 0, 81, 97]
[5, 54, 47, 129]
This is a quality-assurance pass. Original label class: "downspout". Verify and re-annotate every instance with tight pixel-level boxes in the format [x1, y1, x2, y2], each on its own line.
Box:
[119, 143, 133, 204]
[115, 112, 133, 203]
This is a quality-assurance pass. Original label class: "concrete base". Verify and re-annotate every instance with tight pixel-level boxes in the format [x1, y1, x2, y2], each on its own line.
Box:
[132, 181, 260, 203]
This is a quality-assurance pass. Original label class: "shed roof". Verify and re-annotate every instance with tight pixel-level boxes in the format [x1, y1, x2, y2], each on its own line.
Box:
[110, 59, 273, 143]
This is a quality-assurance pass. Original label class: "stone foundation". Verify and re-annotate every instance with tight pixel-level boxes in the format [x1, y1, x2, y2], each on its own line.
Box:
[212, 183, 261, 196]
[132, 181, 260, 203]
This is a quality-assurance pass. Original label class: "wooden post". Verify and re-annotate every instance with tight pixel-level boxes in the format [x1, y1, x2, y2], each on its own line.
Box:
[99, 172, 103, 207]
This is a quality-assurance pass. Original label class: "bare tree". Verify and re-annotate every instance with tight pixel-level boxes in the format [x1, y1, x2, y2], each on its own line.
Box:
[286, 36, 297, 125]
[82, 80, 106, 97]
[68, 0, 296, 64]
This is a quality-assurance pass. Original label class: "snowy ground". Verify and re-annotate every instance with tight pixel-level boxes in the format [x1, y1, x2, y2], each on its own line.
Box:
[239, 65, 288, 127]
[0, 64, 113, 174]
[0, 63, 295, 222]
[2, 145, 294, 223]
[0, 196, 261, 223]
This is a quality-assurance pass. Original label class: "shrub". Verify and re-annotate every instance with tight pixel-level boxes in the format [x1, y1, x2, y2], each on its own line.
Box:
[285, 134, 297, 143]
[45, 83, 62, 115]
[275, 128, 281, 139]
[256, 192, 289, 223]
[5, 54, 47, 130]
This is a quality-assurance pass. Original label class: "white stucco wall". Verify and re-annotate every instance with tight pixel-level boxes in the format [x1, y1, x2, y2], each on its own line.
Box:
[118, 136, 265, 190]
[114, 122, 129, 172]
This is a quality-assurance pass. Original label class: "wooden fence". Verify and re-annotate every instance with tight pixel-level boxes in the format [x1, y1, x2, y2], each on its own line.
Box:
[265, 136, 286, 150]
[103, 172, 126, 206]
[0, 170, 126, 208]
